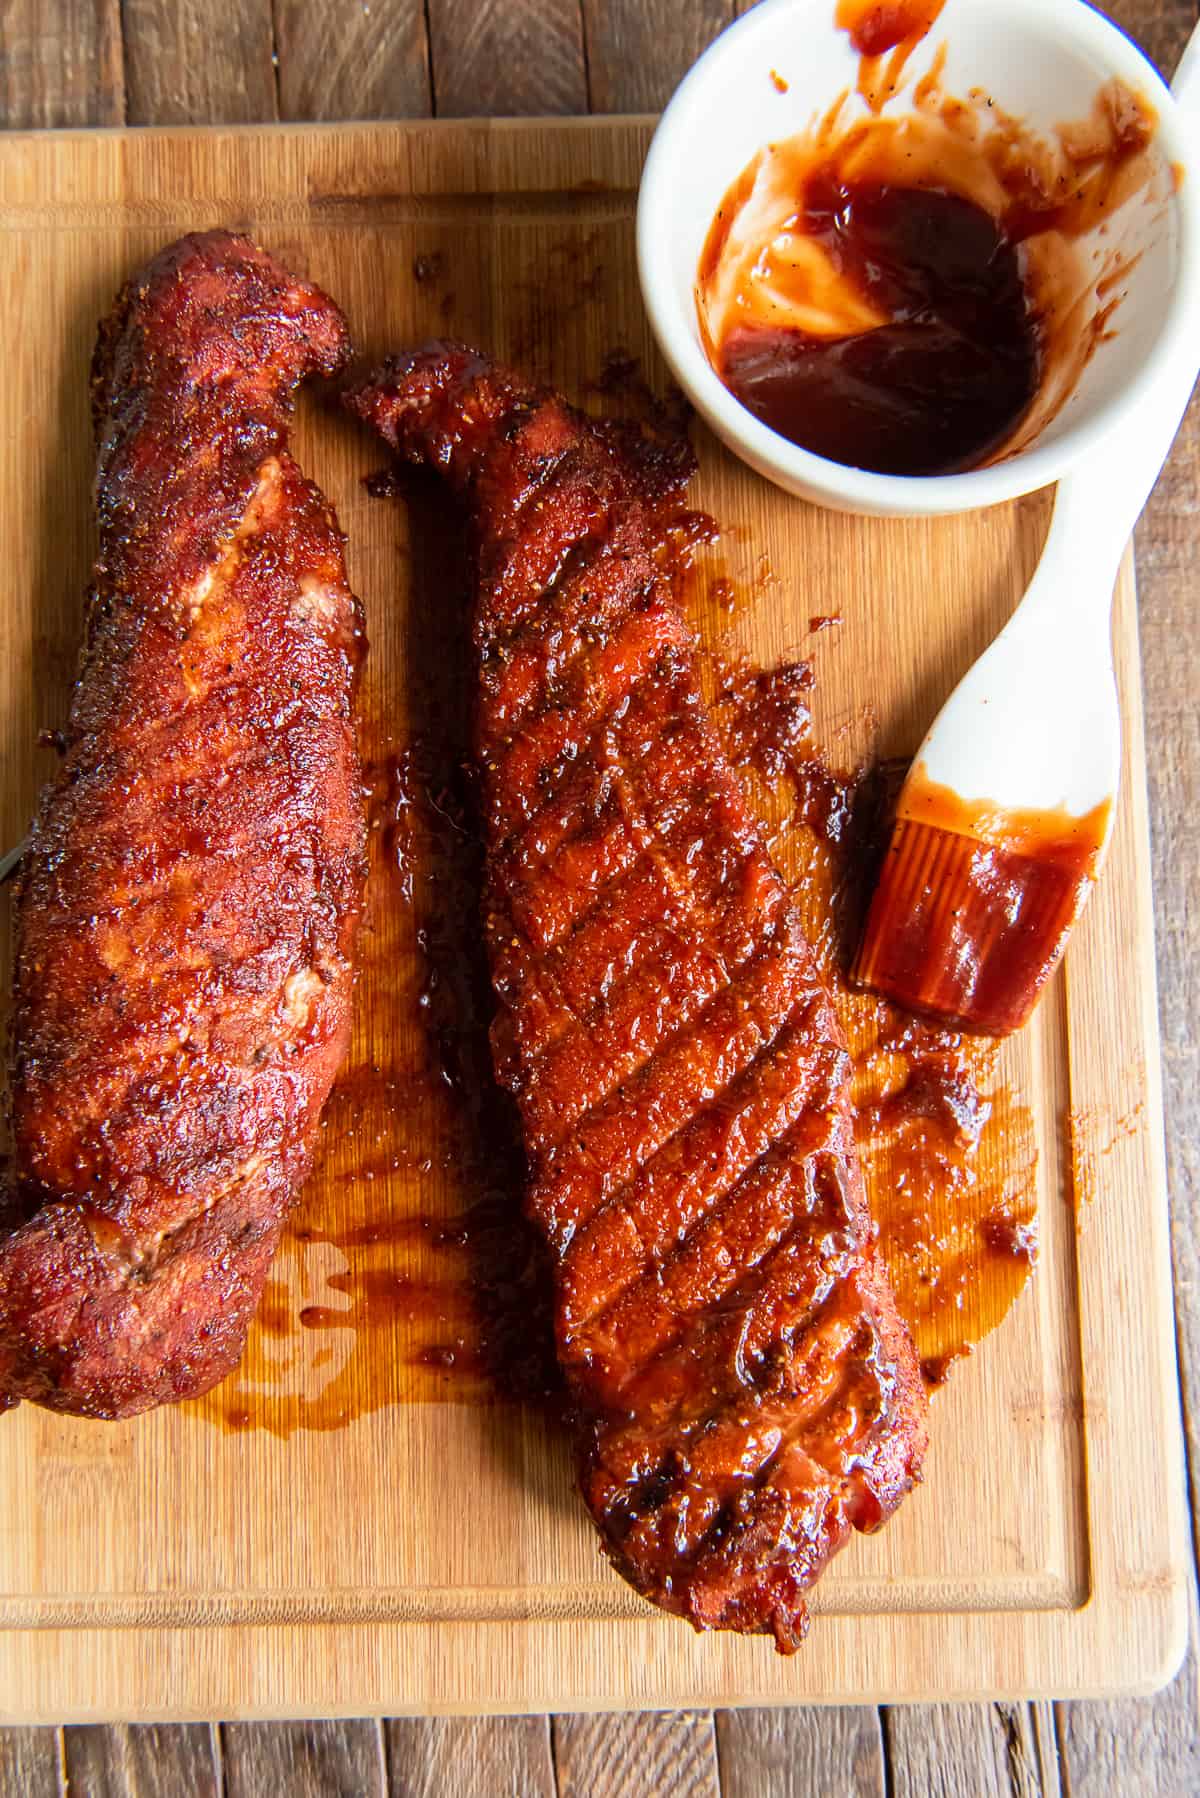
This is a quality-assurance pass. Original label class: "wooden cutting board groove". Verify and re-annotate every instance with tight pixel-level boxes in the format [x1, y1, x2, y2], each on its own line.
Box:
[0, 118, 1186, 1719]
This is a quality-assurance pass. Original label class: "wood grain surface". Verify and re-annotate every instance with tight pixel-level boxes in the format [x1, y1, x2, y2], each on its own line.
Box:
[0, 0, 1197, 1791]
[385, 1717, 556, 1797]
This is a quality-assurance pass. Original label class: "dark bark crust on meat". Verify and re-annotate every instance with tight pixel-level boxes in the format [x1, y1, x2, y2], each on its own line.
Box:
[0, 231, 365, 1420]
[347, 344, 928, 1650]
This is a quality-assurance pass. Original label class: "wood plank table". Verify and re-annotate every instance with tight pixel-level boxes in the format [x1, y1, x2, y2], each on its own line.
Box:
[0, 0, 1196, 1789]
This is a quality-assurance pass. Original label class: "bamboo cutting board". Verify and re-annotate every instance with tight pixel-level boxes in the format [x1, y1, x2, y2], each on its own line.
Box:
[0, 119, 1187, 1720]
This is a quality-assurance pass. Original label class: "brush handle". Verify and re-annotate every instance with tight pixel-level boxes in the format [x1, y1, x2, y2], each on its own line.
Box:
[1032, 18, 1200, 616]
[1029, 369, 1199, 624]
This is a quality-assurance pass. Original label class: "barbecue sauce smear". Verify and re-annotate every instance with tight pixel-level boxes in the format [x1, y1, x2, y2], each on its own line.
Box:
[194, 444, 1036, 1436]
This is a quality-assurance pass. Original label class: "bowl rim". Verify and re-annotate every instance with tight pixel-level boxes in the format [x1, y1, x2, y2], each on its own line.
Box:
[636, 0, 1200, 515]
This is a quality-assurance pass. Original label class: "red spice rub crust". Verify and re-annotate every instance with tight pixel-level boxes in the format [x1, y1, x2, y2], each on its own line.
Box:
[348, 344, 928, 1649]
[0, 232, 365, 1419]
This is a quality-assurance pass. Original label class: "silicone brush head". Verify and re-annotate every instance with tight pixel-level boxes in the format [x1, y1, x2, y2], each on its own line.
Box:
[851, 780, 1112, 1035]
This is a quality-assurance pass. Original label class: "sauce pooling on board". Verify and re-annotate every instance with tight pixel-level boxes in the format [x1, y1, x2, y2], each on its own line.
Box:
[698, 26, 1160, 475]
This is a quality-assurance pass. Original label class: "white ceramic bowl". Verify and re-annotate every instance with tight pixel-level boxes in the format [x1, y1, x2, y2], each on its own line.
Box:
[637, 0, 1200, 516]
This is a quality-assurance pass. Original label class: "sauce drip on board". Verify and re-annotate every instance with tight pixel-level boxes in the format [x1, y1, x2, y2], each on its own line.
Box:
[853, 765, 1112, 1035]
[698, 26, 1161, 475]
[191, 437, 1038, 1436]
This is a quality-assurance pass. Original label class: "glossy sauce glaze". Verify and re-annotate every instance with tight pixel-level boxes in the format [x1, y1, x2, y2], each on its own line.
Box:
[195, 389, 1037, 1438]
[698, 18, 1160, 475]
[853, 766, 1112, 1034]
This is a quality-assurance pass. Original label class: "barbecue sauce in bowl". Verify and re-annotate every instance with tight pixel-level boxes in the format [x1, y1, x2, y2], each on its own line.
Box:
[715, 176, 1039, 477]
[697, 18, 1160, 478]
